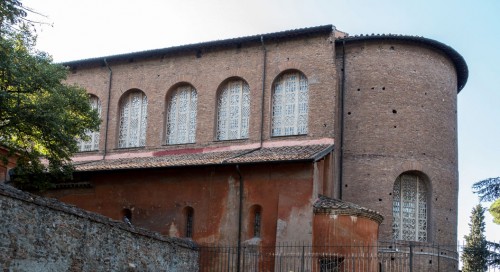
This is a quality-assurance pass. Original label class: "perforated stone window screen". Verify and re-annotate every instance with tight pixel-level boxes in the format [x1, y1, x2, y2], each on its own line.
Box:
[166, 85, 197, 145]
[77, 95, 101, 151]
[271, 72, 308, 136]
[392, 174, 427, 242]
[118, 91, 148, 148]
[217, 80, 250, 140]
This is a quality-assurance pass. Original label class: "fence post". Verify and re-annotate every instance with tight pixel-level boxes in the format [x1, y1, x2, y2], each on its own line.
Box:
[437, 244, 441, 272]
[409, 243, 413, 272]
[301, 244, 305, 272]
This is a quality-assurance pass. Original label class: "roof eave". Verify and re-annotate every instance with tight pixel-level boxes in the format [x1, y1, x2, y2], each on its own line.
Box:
[335, 35, 468, 92]
[61, 25, 334, 67]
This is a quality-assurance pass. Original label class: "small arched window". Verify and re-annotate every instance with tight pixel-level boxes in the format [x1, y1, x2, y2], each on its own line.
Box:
[216, 79, 250, 140]
[271, 71, 308, 136]
[184, 206, 194, 238]
[249, 205, 262, 238]
[78, 95, 101, 151]
[166, 85, 198, 145]
[392, 173, 428, 242]
[118, 90, 148, 148]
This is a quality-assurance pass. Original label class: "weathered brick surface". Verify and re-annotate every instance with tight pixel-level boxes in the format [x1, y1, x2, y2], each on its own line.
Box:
[59, 28, 465, 271]
[67, 33, 337, 154]
[337, 40, 459, 247]
[0, 183, 198, 271]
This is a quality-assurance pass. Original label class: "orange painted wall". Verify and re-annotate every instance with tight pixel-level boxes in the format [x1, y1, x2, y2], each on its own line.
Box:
[313, 213, 380, 271]
[45, 162, 319, 247]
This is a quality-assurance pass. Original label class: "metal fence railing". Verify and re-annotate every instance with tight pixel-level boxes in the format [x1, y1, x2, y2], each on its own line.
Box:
[198, 241, 499, 272]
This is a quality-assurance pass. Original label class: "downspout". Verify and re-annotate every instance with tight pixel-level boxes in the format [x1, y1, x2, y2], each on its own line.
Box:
[103, 59, 113, 160]
[339, 40, 346, 199]
[236, 36, 267, 271]
[236, 164, 243, 272]
[259, 35, 267, 148]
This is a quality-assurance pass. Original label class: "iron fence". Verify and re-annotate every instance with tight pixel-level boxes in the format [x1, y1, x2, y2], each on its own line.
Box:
[198, 241, 499, 272]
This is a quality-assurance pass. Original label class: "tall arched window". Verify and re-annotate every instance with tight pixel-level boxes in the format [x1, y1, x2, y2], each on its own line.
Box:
[184, 206, 194, 238]
[118, 90, 148, 148]
[271, 71, 308, 136]
[392, 173, 428, 241]
[249, 205, 262, 238]
[217, 79, 250, 140]
[166, 85, 197, 144]
[78, 95, 101, 151]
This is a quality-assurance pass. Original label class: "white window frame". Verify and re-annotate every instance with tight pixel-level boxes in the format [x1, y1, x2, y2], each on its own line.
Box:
[166, 85, 198, 145]
[77, 95, 101, 151]
[217, 79, 250, 140]
[118, 90, 148, 148]
[271, 71, 309, 136]
[392, 174, 428, 242]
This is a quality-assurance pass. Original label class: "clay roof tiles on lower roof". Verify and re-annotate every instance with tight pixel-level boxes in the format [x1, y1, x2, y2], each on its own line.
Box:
[74, 144, 333, 172]
[313, 195, 384, 224]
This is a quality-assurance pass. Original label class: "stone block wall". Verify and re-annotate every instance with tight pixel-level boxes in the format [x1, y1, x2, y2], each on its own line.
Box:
[0, 183, 198, 271]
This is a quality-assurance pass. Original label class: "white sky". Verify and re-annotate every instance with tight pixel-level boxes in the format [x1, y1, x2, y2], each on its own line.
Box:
[23, 0, 500, 243]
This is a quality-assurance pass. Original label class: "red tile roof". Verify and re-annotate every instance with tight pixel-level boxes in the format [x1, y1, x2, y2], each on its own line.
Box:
[313, 195, 384, 224]
[74, 144, 333, 172]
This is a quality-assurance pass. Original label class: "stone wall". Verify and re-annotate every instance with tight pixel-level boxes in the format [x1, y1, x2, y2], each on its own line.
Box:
[0, 183, 198, 271]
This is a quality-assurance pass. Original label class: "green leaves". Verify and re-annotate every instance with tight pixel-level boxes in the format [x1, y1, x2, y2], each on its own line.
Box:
[0, 1, 100, 190]
[473, 177, 500, 202]
[490, 200, 500, 225]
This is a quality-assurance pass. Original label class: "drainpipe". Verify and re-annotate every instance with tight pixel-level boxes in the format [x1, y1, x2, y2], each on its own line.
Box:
[236, 164, 243, 272]
[339, 40, 346, 199]
[103, 59, 113, 160]
[235, 36, 267, 271]
[259, 35, 267, 148]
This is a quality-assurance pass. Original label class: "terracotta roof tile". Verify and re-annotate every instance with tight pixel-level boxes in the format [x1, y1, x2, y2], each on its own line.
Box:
[74, 144, 333, 172]
[313, 195, 384, 224]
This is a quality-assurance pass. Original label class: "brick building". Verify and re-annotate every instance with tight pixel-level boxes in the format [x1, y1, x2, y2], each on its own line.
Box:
[44, 25, 467, 270]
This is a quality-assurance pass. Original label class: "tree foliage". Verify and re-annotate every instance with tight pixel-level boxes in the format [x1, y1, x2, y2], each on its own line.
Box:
[488, 241, 500, 269]
[490, 199, 500, 225]
[462, 204, 489, 272]
[0, 0, 100, 189]
[473, 177, 500, 202]
[473, 177, 500, 225]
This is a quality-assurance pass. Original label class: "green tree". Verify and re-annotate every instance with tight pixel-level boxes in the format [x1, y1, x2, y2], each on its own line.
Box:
[472, 177, 500, 269]
[474, 177, 500, 224]
[0, 0, 100, 189]
[490, 199, 500, 225]
[474, 177, 500, 203]
[462, 204, 489, 272]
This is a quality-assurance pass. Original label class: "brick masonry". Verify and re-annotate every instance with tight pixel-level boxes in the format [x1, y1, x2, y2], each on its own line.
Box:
[0, 183, 198, 271]
[54, 26, 467, 270]
[337, 39, 459, 247]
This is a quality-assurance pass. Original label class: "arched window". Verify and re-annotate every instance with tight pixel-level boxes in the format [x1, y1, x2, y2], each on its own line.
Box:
[216, 79, 250, 140]
[392, 173, 428, 241]
[184, 206, 194, 238]
[166, 85, 198, 144]
[249, 205, 262, 238]
[271, 71, 308, 136]
[78, 95, 101, 151]
[118, 90, 148, 148]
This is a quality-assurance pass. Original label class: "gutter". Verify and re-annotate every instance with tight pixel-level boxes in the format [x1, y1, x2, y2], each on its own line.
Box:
[338, 40, 346, 200]
[103, 59, 113, 160]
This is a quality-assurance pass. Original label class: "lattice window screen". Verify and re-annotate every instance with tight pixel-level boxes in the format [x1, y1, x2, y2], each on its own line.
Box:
[392, 174, 427, 241]
[166, 85, 197, 144]
[217, 80, 250, 140]
[77, 95, 101, 151]
[118, 91, 148, 148]
[271, 72, 308, 136]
